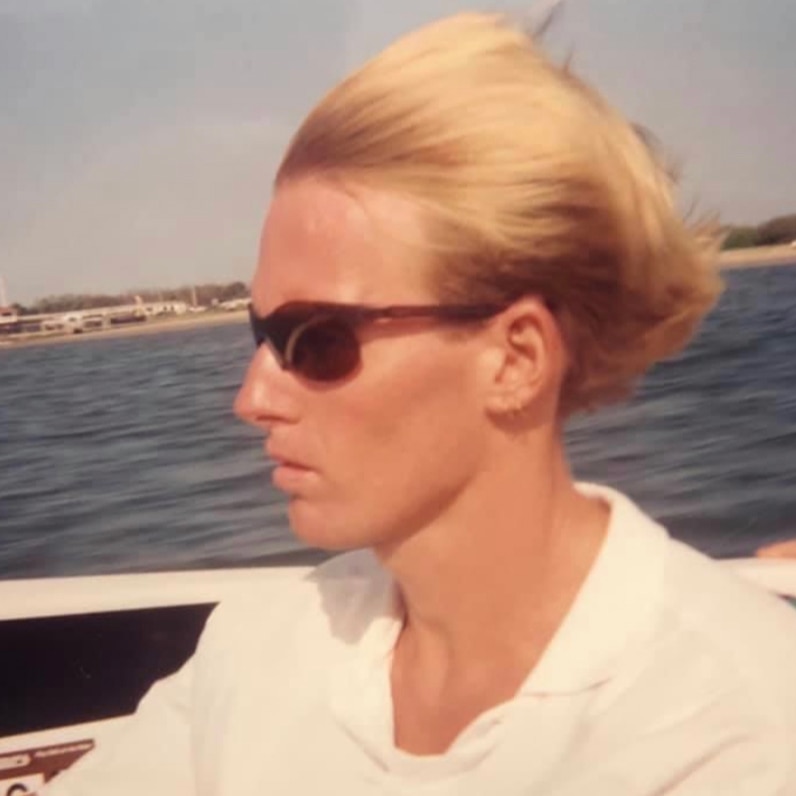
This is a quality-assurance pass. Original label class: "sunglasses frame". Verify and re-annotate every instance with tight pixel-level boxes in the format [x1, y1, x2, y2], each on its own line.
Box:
[248, 300, 508, 381]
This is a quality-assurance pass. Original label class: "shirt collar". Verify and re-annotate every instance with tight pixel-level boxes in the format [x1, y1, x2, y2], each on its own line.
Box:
[328, 484, 669, 701]
[521, 483, 668, 695]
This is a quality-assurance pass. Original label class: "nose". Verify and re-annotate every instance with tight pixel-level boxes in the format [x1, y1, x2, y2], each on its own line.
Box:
[234, 345, 298, 429]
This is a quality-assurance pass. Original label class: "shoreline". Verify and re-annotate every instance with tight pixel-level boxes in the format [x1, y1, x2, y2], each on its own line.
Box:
[718, 244, 796, 269]
[2, 245, 794, 351]
[0, 310, 249, 350]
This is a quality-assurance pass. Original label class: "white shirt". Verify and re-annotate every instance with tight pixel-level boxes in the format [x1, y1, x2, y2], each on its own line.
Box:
[44, 485, 796, 795]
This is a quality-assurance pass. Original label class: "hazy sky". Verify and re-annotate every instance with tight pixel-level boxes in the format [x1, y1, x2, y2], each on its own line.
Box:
[2, 0, 794, 304]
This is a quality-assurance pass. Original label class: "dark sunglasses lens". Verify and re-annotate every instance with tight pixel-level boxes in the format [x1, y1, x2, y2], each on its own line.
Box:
[292, 317, 360, 381]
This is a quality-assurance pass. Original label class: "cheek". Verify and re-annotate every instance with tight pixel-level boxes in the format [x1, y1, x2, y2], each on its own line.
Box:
[313, 349, 485, 516]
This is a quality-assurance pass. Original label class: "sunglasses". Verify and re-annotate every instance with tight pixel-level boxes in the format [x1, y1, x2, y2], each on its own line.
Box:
[248, 300, 507, 382]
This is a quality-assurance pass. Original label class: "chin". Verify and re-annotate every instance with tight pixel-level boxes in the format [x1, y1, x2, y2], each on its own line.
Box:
[287, 498, 409, 552]
[287, 500, 373, 552]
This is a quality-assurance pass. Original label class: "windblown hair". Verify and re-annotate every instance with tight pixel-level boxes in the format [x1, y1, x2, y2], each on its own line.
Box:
[277, 12, 722, 415]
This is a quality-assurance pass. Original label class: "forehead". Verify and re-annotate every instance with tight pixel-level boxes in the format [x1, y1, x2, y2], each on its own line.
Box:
[252, 178, 431, 312]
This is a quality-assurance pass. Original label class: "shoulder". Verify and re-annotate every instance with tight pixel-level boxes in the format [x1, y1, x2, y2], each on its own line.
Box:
[615, 546, 796, 793]
[579, 484, 796, 729]
[608, 504, 796, 737]
[584, 483, 796, 687]
[577, 487, 796, 788]
[658, 538, 796, 720]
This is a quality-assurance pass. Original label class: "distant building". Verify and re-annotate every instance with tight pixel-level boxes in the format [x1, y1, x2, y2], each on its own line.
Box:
[142, 301, 188, 317]
[1, 300, 193, 337]
[0, 306, 19, 334]
[34, 302, 187, 335]
[218, 298, 251, 311]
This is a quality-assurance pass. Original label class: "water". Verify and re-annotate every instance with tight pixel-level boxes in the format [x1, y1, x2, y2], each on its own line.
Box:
[569, 264, 796, 555]
[0, 322, 299, 579]
[2, 264, 795, 580]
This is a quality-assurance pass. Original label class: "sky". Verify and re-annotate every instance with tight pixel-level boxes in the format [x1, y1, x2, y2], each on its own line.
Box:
[1, 0, 794, 305]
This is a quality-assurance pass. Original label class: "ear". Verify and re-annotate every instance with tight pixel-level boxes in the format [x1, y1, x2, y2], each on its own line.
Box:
[483, 296, 567, 420]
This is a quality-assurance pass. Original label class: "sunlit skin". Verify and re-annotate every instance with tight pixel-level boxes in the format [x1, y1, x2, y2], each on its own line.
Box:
[235, 177, 609, 755]
[757, 539, 796, 559]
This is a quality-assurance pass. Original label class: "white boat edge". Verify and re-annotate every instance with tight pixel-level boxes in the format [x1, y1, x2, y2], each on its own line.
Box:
[0, 565, 314, 621]
[0, 558, 794, 624]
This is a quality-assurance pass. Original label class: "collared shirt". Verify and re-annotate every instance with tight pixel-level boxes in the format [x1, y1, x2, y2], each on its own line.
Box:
[45, 485, 796, 795]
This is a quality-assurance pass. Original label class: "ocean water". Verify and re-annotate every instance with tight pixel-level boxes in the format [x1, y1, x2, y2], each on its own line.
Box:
[1, 264, 795, 580]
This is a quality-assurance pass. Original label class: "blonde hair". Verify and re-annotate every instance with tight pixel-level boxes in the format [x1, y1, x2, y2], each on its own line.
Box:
[277, 12, 722, 415]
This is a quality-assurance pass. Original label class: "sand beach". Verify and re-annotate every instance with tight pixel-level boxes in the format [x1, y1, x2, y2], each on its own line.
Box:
[718, 243, 796, 269]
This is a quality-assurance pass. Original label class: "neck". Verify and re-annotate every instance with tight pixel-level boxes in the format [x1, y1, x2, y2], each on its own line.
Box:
[374, 430, 609, 675]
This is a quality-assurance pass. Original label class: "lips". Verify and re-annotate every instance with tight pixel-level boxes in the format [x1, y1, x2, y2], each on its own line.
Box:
[270, 460, 314, 494]
[265, 444, 312, 472]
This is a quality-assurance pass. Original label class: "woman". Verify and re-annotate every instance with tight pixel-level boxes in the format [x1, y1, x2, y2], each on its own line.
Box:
[46, 12, 796, 795]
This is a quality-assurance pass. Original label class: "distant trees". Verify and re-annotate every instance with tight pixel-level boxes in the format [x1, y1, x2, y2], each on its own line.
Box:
[134, 281, 249, 307]
[19, 281, 250, 315]
[756, 214, 796, 246]
[30, 293, 128, 314]
[723, 226, 760, 250]
[204, 281, 249, 304]
[723, 213, 796, 250]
